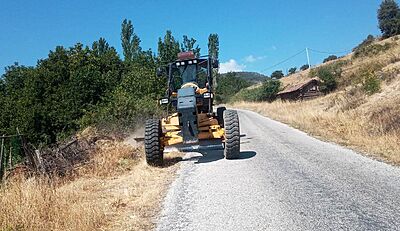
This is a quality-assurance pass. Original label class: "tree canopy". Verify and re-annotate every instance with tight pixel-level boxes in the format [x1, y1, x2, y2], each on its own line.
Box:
[208, 34, 219, 59]
[180, 35, 201, 57]
[271, 70, 284, 79]
[300, 64, 310, 71]
[157, 30, 181, 64]
[323, 55, 338, 63]
[288, 67, 297, 75]
[378, 0, 400, 38]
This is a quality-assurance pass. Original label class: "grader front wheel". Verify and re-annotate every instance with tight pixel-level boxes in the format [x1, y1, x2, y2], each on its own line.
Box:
[145, 119, 164, 166]
[223, 110, 240, 159]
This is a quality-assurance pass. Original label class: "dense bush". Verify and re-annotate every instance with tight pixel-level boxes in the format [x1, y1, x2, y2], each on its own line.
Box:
[350, 64, 382, 95]
[310, 61, 346, 93]
[363, 72, 381, 95]
[80, 65, 165, 130]
[231, 79, 280, 102]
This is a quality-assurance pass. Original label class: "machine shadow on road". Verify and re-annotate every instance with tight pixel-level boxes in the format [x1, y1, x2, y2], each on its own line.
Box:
[163, 134, 256, 165]
[186, 150, 257, 164]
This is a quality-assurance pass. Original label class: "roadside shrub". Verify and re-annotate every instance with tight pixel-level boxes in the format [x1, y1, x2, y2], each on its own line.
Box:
[363, 73, 381, 95]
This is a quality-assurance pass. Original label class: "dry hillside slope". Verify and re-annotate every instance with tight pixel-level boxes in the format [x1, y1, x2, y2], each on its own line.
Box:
[234, 35, 400, 164]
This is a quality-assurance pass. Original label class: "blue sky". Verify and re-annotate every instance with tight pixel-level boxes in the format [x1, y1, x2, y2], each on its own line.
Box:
[0, 0, 382, 76]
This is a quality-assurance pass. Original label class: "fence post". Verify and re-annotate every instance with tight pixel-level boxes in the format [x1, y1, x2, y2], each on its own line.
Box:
[0, 136, 4, 180]
[8, 146, 12, 169]
[34, 149, 45, 174]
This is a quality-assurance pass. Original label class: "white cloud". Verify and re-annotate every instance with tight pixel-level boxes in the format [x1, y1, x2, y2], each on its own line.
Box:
[244, 55, 266, 63]
[245, 55, 257, 63]
[219, 59, 245, 74]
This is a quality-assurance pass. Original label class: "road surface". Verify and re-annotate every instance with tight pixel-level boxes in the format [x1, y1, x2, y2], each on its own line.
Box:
[156, 109, 400, 231]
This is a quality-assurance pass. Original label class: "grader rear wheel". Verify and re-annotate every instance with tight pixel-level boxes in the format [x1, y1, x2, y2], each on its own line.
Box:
[145, 119, 164, 166]
[223, 110, 240, 159]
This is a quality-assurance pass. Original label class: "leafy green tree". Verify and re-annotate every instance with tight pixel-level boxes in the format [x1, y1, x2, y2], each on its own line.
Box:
[288, 67, 297, 75]
[323, 55, 338, 63]
[259, 79, 281, 102]
[310, 62, 343, 94]
[121, 19, 142, 62]
[181, 35, 201, 57]
[378, 0, 400, 38]
[271, 70, 284, 79]
[157, 30, 181, 64]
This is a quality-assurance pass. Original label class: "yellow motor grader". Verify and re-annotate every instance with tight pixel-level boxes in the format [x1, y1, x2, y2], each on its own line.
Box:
[145, 51, 240, 166]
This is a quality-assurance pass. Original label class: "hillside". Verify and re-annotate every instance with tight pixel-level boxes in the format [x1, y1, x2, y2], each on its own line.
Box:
[221, 71, 268, 83]
[233, 34, 400, 164]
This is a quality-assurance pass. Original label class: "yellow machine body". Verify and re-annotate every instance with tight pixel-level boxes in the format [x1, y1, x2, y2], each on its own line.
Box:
[161, 112, 225, 146]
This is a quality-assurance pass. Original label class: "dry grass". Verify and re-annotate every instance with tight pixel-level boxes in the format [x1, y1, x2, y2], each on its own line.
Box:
[233, 91, 400, 164]
[233, 35, 400, 165]
[0, 136, 182, 231]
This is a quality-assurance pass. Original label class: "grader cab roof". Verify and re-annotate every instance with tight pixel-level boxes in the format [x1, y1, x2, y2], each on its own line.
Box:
[177, 51, 195, 61]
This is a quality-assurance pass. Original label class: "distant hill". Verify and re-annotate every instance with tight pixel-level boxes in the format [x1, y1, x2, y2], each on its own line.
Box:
[220, 71, 268, 83]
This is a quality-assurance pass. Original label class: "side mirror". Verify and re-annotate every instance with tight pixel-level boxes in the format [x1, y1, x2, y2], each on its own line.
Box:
[212, 59, 219, 69]
[156, 67, 164, 77]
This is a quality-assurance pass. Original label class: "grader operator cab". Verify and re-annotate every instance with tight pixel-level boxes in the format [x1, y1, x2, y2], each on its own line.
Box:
[145, 51, 240, 166]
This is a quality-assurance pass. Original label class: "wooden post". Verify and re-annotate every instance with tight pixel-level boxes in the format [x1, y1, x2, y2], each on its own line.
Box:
[9, 146, 12, 169]
[34, 149, 45, 174]
[0, 136, 4, 180]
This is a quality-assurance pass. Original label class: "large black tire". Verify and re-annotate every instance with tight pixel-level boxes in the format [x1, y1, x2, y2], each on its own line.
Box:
[217, 106, 226, 128]
[223, 110, 240, 159]
[145, 119, 164, 166]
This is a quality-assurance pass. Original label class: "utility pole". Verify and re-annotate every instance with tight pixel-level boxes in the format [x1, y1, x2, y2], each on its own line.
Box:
[306, 48, 311, 69]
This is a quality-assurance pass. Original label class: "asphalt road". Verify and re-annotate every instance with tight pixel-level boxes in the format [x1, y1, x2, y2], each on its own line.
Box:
[156, 109, 400, 231]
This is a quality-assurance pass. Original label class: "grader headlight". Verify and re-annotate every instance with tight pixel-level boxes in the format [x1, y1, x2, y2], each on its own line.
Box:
[203, 92, 213, 99]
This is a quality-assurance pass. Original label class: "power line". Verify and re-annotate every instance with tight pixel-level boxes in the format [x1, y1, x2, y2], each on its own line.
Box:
[260, 49, 305, 73]
[308, 48, 351, 54]
[259, 46, 352, 74]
